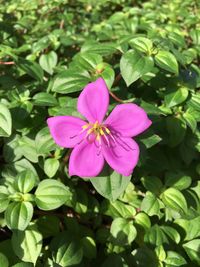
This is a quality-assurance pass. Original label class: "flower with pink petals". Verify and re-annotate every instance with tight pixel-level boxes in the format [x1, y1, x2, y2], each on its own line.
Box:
[47, 78, 152, 177]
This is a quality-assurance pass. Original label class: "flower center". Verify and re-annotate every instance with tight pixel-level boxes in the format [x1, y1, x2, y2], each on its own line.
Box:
[82, 121, 110, 142]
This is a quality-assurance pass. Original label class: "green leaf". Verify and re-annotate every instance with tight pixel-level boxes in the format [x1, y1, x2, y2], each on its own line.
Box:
[110, 218, 137, 245]
[183, 239, 200, 265]
[161, 226, 180, 244]
[81, 236, 97, 259]
[102, 200, 136, 219]
[164, 251, 186, 266]
[155, 50, 178, 74]
[15, 170, 37, 193]
[11, 224, 42, 264]
[35, 179, 71, 210]
[0, 103, 12, 137]
[18, 136, 38, 163]
[134, 212, 151, 230]
[164, 87, 188, 108]
[50, 231, 83, 266]
[175, 217, 200, 241]
[5, 202, 33, 230]
[0, 186, 10, 213]
[11, 263, 33, 267]
[165, 172, 192, 190]
[101, 254, 124, 267]
[44, 158, 59, 178]
[90, 167, 131, 201]
[141, 192, 162, 217]
[35, 127, 58, 156]
[0, 253, 9, 267]
[161, 188, 187, 214]
[39, 51, 57, 75]
[141, 176, 163, 195]
[51, 69, 90, 94]
[120, 50, 154, 86]
[129, 37, 153, 54]
[182, 111, 197, 132]
[73, 52, 102, 71]
[166, 116, 186, 147]
[17, 59, 44, 83]
[144, 225, 168, 246]
[33, 92, 58, 106]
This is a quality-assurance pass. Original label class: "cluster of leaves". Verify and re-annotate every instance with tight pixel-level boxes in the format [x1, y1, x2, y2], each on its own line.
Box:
[0, 0, 200, 266]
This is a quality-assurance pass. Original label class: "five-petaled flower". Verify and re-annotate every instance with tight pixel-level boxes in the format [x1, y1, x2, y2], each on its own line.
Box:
[47, 78, 152, 177]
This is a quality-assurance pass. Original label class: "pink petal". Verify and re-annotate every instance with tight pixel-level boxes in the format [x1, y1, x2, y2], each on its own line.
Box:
[69, 141, 104, 177]
[102, 137, 139, 176]
[77, 78, 109, 123]
[104, 103, 152, 137]
[47, 116, 86, 148]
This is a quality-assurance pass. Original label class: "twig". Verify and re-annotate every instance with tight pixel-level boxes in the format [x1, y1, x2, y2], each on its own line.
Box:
[59, 19, 64, 29]
[0, 61, 14, 65]
[62, 148, 72, 164]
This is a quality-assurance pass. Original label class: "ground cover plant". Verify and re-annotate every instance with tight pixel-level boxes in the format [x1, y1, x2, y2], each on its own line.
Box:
[0, 0, 200, 266]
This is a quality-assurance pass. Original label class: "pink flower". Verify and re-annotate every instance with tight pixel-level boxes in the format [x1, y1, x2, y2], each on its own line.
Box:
[47, 78, 152, 177]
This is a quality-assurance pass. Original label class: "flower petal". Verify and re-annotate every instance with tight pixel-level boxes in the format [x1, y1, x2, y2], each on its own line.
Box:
[77, 77, 109, 123]
[47, 116, 86, 148]
[104, 103, 152, 137]
[102, 137, 139, 176]
[69, 141, 104, 177]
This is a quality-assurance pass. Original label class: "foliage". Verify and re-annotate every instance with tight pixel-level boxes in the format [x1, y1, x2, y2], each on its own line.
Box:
[0, 0, 200, 266]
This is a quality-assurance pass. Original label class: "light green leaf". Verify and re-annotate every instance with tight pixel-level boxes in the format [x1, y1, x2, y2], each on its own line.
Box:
[155, 50, 178, 74]
[164, 251, 186, 266]
[164, 87, 188, 108]
[183, 239, 200, 265]
[161, 188, 187, 214]
[15, 169, 37, 193]
[11, 224, 42, 264]
[120, 50, 154, 86]
[134, 212, 151, 230]
[39, 51, 57, 75]
[141, 192, 162, 217]
[5, 202, 33, 230]
[129, 37, 153, 54]
[0, 186, 10, 213]
[35, 179, 71, 210]
[0, 103, 12, 137]
[91, 167, 131, 202]
[110, 218, 137, 245]
[44, 158, 59, 178]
